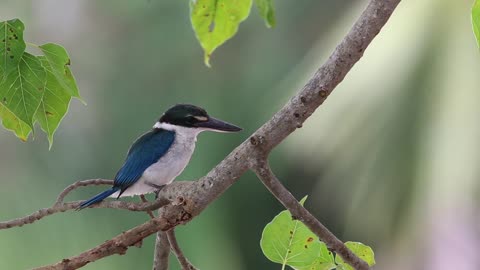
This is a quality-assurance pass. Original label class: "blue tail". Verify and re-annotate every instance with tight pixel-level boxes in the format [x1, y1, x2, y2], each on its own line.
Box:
[77, 187, 119, 210]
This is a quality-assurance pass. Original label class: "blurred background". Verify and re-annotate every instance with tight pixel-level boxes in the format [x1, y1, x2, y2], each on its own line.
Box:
[0, 0, 478, 269]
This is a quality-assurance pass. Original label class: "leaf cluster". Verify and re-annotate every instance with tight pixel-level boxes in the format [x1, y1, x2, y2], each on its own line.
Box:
[0, 19, 81, 146]
[260, 197, 375, 270]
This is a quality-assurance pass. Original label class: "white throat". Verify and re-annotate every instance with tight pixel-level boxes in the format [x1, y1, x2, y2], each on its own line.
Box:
[153, 122, 203, 141]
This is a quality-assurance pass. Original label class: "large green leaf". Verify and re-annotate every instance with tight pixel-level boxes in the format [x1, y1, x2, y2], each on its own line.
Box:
[0, 52, 46, 128]
[472, 0, 480, 47]
[190, 0, 252, 66]
[254, 0, 276, 28]
[335, 242, 375, 270]
[0, 19, 80, 145]
[260, 197, 336, 270]
[0, 19, 26, 80]
[35, 56, 72, 147]
[39, 43, 80, 98]
[0, 103, 32, 141]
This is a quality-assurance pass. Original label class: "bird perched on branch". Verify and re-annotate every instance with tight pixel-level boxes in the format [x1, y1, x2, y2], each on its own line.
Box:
[78, 104, 242, 209]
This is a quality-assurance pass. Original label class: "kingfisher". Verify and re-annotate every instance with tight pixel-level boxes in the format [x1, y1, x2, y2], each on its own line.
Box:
[78, 104, 242, 209]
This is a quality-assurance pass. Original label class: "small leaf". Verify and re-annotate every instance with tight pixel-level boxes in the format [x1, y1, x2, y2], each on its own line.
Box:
[473, 0, 480, 48]
[0, 52, 46, 127]
[0, 19, 26, 80]
[35, 56, 72, 147]
[295, 242, 336, 270]
[254, 0, 276, 28]
[260, 196, 335, 269]
[335, 242, 375, 270]
[0, 103, 32, 141]
[190, 0, 252, 66]
[39, 43, 81, 99]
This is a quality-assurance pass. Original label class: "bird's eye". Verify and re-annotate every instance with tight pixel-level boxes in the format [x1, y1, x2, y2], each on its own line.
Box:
[186, 116, 197, 123]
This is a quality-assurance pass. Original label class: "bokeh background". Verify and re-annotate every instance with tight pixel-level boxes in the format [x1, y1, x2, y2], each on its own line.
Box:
[0, 0, 478, 269]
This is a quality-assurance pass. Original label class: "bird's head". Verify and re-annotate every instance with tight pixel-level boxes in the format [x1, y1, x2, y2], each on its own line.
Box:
[154, 104, 242, 133]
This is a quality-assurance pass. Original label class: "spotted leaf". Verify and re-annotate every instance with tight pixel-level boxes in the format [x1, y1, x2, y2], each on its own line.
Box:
[35, 56, 72, 147]
[0, 19, 26, 81]
[335, 242, 375, 270]
[39, 43, 80, 98]
[0, 52, 46, 128]
[0, 103, 32, 141]
[260, 196, 336, 269]
[190, 0, 252, 66]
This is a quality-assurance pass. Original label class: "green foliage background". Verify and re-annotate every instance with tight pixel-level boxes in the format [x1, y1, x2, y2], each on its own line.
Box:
[0, 0, 478, 270]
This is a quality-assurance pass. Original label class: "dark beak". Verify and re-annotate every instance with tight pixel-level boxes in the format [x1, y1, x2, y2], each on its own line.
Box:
[196, 117, 242, 132]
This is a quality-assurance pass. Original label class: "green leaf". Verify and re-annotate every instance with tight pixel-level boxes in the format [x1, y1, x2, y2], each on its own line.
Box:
[472, 0, 480, 47]
[260, 196, 336, 270]
[35, 56, 72, 147]
[0, 19, 26, 80]
[190, 0, 252, 66]
[254, 0, 276, 28]
[335, 242, 375, 270]
[295, 242, 336, 270]
[0, 52, 46, 128]
[0, 19, 80, 145]
[39, 43, 80, 99]
[0, 103, 32, 141]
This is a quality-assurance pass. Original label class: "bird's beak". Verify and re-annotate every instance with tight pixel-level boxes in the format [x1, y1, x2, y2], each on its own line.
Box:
[196, 117, 242, 133]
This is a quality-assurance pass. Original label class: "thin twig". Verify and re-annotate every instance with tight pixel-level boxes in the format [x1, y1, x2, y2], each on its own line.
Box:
[54, 179, 113, 206]
[0, 181, 190, 230]
[141, 195, 156, 219]
[167, 229, 198, 270]
[153, 231, 170, 270]
[252, 158, 369, 270]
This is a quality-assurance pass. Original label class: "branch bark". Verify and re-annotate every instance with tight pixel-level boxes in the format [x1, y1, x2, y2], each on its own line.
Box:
[0, 180, 187, 230]
[3, 0, 401, 269]
[166, 229, 197, 270]
[153, 232, 170, 270]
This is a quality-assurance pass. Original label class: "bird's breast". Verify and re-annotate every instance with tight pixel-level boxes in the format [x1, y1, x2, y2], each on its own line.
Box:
[142, 136, 196, 186]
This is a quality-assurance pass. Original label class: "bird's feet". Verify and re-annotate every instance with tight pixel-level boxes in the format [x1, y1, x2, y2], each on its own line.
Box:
[145, 182, 165, 199]
[154, 187, 164, 199]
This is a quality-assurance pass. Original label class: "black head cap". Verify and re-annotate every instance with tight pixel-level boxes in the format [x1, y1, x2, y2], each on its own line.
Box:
[159, 104, 208, 127]
[159, 104, 242, 132]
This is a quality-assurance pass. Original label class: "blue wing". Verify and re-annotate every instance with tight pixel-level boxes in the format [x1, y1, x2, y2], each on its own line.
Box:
[114, 129, 175, 192]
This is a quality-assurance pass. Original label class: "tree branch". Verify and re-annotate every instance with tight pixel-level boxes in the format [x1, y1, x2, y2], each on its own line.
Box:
[153, 231, 170, 270]
[33, 216, 170, 270]
[54, 179, 113, 206]
[6, 0, 401, 268]
[141, 195, 156, 219]
[166, 229, 197, 270]
[252, 158, 369, 270]
[0, 180, 190, 230]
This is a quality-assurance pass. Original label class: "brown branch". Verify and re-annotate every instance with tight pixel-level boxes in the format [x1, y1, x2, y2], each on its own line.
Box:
[141, 195, 156, 219]
[153, 231, 170, 270]
[12, 0, 401, 268]
[166, 229, 197, 270]
[0, 180, 189, 230]
[54, 179, 113, 206]
[33, 216, 170, 270]
[252, 159, 369, 270]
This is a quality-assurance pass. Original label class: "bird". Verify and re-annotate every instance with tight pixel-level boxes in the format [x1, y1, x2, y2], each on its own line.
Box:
[78, 104, 242, 209]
